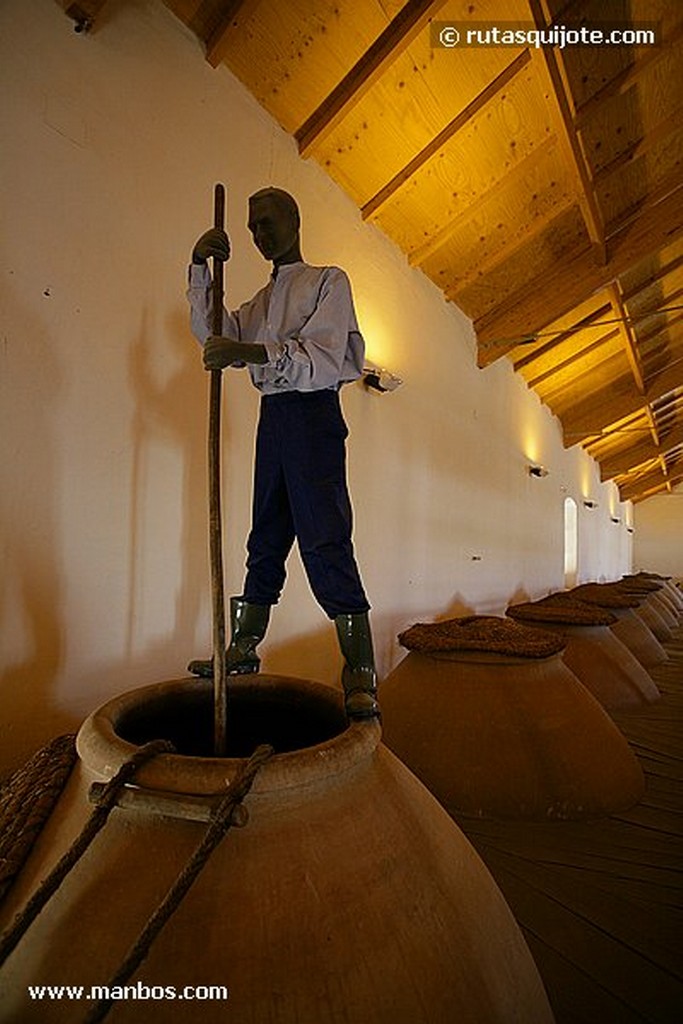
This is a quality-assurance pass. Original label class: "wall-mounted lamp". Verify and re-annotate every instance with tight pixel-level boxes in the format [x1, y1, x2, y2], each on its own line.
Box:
[528, 464, 549, 478]
[362, 367, 403, 393]
[583, 499, 599, 510]
[611, 515, 621, 524]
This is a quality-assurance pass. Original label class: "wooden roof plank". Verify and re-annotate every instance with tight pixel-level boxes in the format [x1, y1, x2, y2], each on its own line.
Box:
[204, 0, 262, 68]
[361, 51, 531, 220]
[599, 422, 683, 480]
[475, 181, 683, 364]
[573, 20, 683, 132]
[562, 361, 683, 445]
[295, 0, 450, 155]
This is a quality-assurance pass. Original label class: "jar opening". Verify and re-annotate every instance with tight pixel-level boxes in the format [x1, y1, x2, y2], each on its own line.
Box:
[113, 681, 348, 758]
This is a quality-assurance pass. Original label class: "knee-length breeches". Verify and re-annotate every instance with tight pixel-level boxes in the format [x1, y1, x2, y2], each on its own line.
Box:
[242, 389, 370, 618]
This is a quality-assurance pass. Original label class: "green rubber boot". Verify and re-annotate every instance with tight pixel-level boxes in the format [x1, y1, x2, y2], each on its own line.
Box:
[188, 597, 271, 678]
[334, 612, 381, 720]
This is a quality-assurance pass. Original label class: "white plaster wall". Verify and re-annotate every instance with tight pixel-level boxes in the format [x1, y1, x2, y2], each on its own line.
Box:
[0, 0, 634, 772]
[634, 485, 683, 579]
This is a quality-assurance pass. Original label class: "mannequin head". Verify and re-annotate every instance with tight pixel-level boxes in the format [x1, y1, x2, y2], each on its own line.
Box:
[248, 188, 302, 266]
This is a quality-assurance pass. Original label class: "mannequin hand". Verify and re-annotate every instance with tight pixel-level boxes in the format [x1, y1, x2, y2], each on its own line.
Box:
[192, 227, 231, 264]
[203, 336, 268, 370]
[203, 335, 240, 370]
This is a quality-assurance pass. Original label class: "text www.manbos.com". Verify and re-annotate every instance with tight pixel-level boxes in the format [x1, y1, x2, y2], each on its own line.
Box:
[28, 982, 229, 1002]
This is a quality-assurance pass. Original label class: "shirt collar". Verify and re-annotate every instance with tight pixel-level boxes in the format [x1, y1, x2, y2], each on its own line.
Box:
[272, 260, 305, 281]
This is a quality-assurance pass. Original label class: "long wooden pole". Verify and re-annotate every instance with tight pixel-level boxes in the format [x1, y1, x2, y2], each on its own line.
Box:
[209, 183, 228, 756]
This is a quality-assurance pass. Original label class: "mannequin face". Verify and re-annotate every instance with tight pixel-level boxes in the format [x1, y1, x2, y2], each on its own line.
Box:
[248, 195, 300, 264]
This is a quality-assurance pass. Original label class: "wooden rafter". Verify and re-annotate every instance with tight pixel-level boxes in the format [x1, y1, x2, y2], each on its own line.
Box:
[630, 471, 683, 501]
[522, 328, 622, 390]
[562, 360, 683, 445]
[445, 191, 578, 301]
[599, 422, 683, 480]
[619, 460, 683, 502]
[621, 251, 683, 304]
[527, 0, 605, 262]
[607, 282, 646, 394]
[635, 309, 683, 351]
[573, 20, 683, 132]
[512, 301, 612, 371]
[593, 110, 683, 185]
[202, 0, 262, 69]
[295, 0, 450, 156]
[476, 181, 683, 364]
[361, 51, 531, 222]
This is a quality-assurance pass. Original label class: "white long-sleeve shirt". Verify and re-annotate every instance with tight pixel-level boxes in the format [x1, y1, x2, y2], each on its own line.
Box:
[187, 260, 365, 394]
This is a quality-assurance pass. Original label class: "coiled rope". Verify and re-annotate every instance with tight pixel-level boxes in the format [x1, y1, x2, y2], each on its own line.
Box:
[0, 738, 174, 966]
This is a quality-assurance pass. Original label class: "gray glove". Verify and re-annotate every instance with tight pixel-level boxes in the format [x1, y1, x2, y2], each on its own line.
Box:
[192, 227, 231, 264]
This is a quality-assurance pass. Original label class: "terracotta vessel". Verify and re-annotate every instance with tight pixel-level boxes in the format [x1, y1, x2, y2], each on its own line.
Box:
[0, 676, 554, 1024]
[506, 601, 660, 709]
[380, 623, 644, 821]
[620, 575, 681, 623]
[570, 585, 669, 667]
[615, 580, 675, 638]
[630, 597, 674, 641]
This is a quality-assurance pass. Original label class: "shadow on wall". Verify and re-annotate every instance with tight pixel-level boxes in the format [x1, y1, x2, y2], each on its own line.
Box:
[0, 287, 79, 773]
[126, 308, 208, 664]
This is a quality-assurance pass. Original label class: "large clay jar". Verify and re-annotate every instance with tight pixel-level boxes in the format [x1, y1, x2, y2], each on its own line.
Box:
[379, 617, 644, 821]
[631, 576, 682, 621]
[570, 584, 669, 667]
[506, 597, 660, 709]
[0, 675, 554, 1024]
[617, 578, 679, 632]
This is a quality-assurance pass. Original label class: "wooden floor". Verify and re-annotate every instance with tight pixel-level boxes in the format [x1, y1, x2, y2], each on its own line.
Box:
[454, 625, 683, 1024]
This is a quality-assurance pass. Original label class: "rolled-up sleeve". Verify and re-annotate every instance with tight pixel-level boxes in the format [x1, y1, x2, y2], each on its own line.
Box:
[186, 263, 240, 344]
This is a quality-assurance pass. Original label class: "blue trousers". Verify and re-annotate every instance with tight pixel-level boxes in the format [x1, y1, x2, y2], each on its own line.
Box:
[242, 389, 370, 618]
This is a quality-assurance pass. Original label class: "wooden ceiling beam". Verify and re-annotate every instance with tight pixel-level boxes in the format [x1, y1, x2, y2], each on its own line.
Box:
[201, 0, 261, 68]
[562, 360, 683, 445]
[527, 0, 605, 262]
[630, 469, 683, 502]
[637, 308, 683, 349]
[620, 461, 683, 502]
[411, 143, 557, 272]
[621, 251, 683, 304]
[512, 301, 613, 371]
[607, 282, 646, 394]
[361, 50, 531, 221]
[600, 422, 683, 480]
[294, 0, 450, 156]
[445, 194, 577, 300]
[523, 328, 621, 389]
[475, 181, 683, 365]
[593, 110, 683, 186]
[573, 20, 683, 131]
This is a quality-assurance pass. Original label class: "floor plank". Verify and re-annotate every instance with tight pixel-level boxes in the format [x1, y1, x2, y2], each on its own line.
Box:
[454, 624, 683, 1024]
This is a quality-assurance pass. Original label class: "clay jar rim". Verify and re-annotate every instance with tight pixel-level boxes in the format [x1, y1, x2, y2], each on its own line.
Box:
[76, 675, 381, 797]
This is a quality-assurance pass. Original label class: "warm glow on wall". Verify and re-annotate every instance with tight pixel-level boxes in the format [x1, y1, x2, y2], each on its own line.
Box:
[579, 464, 592, 499]
[358, 307, 397, 371]
[521, 426, 541, 466]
